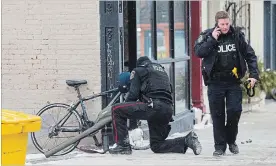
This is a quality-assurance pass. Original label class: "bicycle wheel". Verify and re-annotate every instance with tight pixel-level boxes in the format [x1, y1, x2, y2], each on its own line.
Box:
[31, 103, 83, 156]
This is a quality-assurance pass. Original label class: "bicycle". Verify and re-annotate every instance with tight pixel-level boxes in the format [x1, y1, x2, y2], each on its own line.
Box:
[31, 79, 149, 157]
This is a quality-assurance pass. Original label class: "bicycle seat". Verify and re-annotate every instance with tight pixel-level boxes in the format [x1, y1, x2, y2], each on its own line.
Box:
[66, 80, 87, 87]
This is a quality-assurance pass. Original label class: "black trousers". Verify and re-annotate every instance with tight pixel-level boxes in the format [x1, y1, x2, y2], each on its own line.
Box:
[111, 99, 187, 153]
[207, 82, 242, 151]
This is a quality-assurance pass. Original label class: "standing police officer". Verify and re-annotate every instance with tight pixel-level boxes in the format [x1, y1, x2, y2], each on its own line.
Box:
[109, 56, 202, 155]
[194, 11, 259, 156]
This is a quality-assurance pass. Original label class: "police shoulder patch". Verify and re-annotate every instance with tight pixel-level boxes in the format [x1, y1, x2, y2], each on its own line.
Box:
[130, 70, 135, 80]
[196, 35, 204, 43]
[202, 29, 208, 34]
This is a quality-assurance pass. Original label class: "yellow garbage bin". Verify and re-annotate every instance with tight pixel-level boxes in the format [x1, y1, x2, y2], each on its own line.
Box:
[1, 109, 41, 166]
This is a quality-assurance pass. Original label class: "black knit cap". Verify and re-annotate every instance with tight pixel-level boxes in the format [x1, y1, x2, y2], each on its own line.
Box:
[136, 56, 151, 66]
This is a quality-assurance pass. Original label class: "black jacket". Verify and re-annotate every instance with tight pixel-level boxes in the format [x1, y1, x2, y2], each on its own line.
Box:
[194, 26, 259, 85]
[125, 56, 173, 104]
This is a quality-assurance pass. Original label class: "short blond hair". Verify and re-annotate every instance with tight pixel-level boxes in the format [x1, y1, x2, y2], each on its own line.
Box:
[215, 11, 230, 23]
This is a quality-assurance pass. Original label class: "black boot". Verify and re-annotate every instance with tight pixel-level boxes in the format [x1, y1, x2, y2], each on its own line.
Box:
[185, 131, 202, 155]
[229, 143, 239, 154]
[109, 144, 132, 155]
[213, 149, 225, 156]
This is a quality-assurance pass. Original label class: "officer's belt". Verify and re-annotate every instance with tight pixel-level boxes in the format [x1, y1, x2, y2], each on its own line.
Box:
[141, 94, 152, 104]
[211, 71, 236, 81]
[142, 94, 172, 105]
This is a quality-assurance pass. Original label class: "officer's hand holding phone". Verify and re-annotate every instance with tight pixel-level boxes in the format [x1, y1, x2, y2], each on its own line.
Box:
[212, 26, 221, 40]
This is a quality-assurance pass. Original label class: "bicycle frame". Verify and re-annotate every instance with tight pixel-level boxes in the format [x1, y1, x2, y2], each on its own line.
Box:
[44, 89, 122, 158]
[78, 87, 120, 122]
[53, 88, 120, 133]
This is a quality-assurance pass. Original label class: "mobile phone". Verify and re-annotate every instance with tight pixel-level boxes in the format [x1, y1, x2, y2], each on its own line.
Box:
[215, 23, 221, 32]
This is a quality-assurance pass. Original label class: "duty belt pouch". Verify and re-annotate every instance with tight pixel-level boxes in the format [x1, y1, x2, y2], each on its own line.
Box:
[141, 94, 153, 108]
[202, 67, 209, 86]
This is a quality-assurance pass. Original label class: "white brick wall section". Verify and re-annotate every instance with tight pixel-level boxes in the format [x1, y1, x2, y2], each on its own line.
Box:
[2, 0, 102, 119]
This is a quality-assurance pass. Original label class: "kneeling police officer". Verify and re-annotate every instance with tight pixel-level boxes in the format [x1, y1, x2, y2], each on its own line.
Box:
[109, 56, 202, 155]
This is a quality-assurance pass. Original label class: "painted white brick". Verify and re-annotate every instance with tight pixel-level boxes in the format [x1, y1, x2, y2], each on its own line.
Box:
[25, 19, 42, 25]
[2, 0, 102, 124]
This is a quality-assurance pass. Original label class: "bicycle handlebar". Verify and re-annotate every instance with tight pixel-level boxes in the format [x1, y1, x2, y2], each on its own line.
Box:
[102, 88, 119, 94]
[82, 88, 119, 101]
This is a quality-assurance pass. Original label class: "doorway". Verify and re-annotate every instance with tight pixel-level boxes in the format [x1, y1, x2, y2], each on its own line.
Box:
[100, 0, 195, 135]
[124, 1, 195, 133]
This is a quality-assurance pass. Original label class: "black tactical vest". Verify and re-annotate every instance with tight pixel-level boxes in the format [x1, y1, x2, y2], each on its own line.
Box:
[215, 34, 239, 72]
[137, 63, 173, 103]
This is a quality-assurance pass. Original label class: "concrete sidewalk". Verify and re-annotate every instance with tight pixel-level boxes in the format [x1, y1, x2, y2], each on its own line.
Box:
[26, 99, 276, 166]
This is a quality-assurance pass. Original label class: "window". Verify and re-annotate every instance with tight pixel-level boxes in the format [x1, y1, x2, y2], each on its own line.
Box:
[156, 1, 170, 59]
[175, 61, 189, 114]
[174, 1, 187, 58]
[175, 30, 186, 58]
[136, 1, 190, 114]
[143, 30, 166, 59]
[136, 0, 152, 59]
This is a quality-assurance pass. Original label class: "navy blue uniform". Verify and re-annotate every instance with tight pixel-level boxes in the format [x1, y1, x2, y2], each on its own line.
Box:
[194, 26, 259, 85]
[110, 56, 202, 155]
[194, 26, 259, 154]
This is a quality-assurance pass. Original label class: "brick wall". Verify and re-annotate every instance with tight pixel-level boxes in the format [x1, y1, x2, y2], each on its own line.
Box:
[2, 0, 102, 119]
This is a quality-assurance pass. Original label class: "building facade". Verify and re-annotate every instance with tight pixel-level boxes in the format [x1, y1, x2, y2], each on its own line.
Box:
[2, 0, 204, 149]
